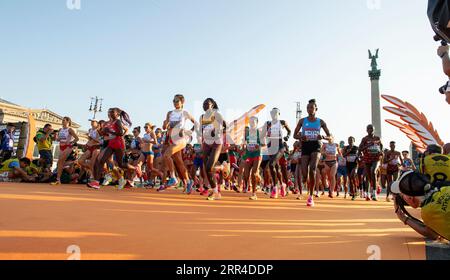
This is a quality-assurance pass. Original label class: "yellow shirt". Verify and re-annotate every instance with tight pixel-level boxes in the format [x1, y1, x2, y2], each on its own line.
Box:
[421, 186, 450, 241]
[36, 130, 53, 151]
[420, 154, 450, 183]
[0, 159, 20, 172]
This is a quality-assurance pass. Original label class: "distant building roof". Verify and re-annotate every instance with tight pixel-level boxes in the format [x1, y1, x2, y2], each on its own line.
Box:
[0, 98, 20, 107]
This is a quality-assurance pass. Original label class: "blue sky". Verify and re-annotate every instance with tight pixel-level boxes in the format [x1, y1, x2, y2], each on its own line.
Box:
[0, 0, 449, 150]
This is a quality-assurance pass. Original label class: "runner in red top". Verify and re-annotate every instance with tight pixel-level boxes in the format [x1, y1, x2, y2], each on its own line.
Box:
[358, 124, 383, 201]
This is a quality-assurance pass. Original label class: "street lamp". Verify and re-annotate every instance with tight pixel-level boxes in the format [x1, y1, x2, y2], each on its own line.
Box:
[89, 97, 103, 120]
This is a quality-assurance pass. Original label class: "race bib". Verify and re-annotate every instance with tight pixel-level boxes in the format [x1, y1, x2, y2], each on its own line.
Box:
[8, 139, 14, 148]
[247, 144, 258, 152]
[304, 130, 319, 141]
[202, 124, 215, 138]
[368, 144, 381, 155]
[347, 155, 357, 163]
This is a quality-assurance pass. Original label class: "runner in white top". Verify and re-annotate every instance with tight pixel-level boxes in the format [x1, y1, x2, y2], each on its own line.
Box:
[51, 117, 79, 185]
[159, 94, 197, 191]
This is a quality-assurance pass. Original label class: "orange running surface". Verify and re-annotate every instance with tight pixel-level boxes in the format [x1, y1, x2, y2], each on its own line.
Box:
[0, 183, 425, 260]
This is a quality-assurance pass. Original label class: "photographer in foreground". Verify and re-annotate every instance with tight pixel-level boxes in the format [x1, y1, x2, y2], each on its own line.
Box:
[392, 170, 450, 242]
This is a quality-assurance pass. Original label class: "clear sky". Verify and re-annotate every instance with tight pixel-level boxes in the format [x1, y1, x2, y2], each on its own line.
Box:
[0, 0, 448, 150]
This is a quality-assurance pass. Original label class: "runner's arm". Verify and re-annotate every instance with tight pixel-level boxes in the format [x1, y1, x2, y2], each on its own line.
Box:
[162, 112, 170, 130]
[320, 119, 332, 141]
[293, 119, 303, 140]
[69, 128, 79, 144]
[282, 120, 291, 142]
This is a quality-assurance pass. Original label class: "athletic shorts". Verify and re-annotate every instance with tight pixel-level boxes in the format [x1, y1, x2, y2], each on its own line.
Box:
[337, 166, 348, 177]
[143, 151, 154, 159]
[301, 141, 321, 156]
[245, 156, 262, 165]
[193, 157, 203, 168]
[218, 153, 229, 164]
[364, 161, 380, 173]
[60, 144, 72, 152]
[346, 163, 358, 174]
[290, 163, 297, 173]
[229, 155, 237, 166]
[260, 160, 270, 170]
[387, 164, 399, 175]
[357, 167, 365, 176]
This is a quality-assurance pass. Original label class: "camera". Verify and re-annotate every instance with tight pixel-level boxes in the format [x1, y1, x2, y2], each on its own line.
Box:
[439, 81, 449, 95]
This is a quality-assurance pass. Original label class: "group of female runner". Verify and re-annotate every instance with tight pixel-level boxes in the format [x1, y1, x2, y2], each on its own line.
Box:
[46, 96, 415, 206]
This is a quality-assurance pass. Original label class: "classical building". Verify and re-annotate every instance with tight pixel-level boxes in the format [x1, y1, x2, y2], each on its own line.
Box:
[0, 98, 88, 159]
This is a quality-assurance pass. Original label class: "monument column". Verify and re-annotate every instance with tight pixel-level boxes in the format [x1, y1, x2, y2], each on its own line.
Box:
[369, 49, 382, 138]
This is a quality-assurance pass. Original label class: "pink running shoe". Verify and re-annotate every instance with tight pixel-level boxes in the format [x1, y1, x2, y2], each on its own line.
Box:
[270, 187, 278, 199]
[306, 196, 315, 207]
[87, 180, 100, 190]
[280, 186, 286, 198]
[200, 189, 209, 196]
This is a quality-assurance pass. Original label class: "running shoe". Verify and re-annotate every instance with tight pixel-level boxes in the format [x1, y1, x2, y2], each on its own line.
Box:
[118, 178, 127, 190]
[351, 195, 356, 201]
[87, 180, 100, 189]
[296, 194, 304, 200]
[386, 196, 391, 202]
[50, 181, 61, 186]
[207, 191, 221, 201]
[157, 185, 167, 192]
[200, 189, 209, 196]
[365, 196, 371, 201]
[371, 194, 378, 201]
[270, 187, 278, 199]
[280, 186, 286, 198]
[166, 177, 178, 188]
[306, 196, 314, 207]
[124, 180, 134, 189]
[377, 186, 382, 195]
[292, 189, 299, 195]
[186, 180, 194, 194]
[249, 194, 258, 201]
[336, 192, 340, 197]
[102, 174, 113, 186]
[232, 185, 240, 193]
[328, 193, 334, 199]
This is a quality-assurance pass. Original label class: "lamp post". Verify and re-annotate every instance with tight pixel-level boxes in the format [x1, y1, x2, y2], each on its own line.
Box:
[89, 97, 103, 120]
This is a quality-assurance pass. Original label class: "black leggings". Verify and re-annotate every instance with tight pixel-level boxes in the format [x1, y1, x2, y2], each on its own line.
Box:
[268, 147, 285, 187]
[203, 144, 223, 189]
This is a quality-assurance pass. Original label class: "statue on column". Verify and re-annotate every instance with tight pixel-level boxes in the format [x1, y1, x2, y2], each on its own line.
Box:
[369, 49, 379, 71]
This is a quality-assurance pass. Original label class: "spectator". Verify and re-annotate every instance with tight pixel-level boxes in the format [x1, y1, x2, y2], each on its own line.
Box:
[35, 124, 56, 170]
[0, 157, 35, 182]
[392, 170, 450, 241]
[0, 123, 16, 161]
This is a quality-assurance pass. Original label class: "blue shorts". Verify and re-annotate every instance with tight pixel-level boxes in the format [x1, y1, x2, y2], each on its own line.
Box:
[143, 151, 154, 159]
[193, 157, 203, 168]
[337, 166, 348, 177]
